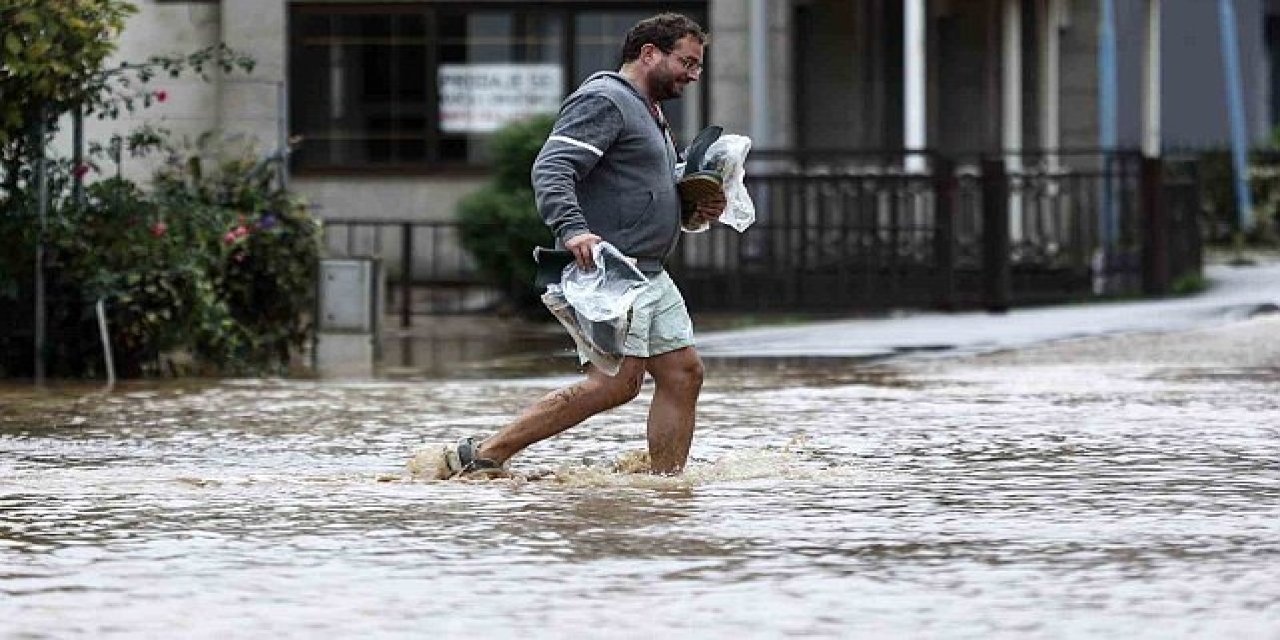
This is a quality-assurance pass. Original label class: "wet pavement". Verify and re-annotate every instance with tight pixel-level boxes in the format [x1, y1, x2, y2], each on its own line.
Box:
[696, 259, 1280, 360]
[2, 261, 1279, 638]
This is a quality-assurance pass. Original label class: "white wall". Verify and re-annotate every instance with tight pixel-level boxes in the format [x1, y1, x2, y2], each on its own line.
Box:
[52, 1, 222, 181]
[294, 175, 486, 222]
[68, 0, 772, 222]
[709, 0, 792, 149]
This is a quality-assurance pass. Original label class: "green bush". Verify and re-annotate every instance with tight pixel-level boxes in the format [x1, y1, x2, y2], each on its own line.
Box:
[455, 115, 555, 311]
[0, 133, 319, 377]
[151, 134, 320, 373]
[0, 0, 268, 377]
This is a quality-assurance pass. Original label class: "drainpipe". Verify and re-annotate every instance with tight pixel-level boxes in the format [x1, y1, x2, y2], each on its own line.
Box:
[905, 0, 927, 172]
[1218, 0, 1254, 234]
[1099, 0, 1119, 249]
[1095, 0, 1119, 294]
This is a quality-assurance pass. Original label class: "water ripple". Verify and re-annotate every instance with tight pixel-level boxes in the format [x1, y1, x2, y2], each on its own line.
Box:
[1, 359, 1277, 637]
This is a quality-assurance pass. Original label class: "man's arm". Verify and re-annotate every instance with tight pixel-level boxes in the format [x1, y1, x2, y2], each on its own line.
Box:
[532, 93, 623, 267]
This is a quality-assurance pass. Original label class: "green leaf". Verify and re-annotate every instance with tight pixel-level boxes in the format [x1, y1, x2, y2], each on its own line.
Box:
[5, 33, 22, 55]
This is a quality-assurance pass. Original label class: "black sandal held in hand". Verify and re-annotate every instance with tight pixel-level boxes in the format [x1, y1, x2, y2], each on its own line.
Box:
[678, 125, 726, 229]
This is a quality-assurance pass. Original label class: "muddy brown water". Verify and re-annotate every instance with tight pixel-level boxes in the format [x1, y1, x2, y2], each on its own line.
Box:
[2, 317, 1278, 638]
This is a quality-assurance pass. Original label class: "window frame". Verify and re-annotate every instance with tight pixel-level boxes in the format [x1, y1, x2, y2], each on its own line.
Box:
[288, 1, 708, 176]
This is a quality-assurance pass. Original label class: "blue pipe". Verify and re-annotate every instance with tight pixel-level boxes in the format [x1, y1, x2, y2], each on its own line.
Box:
[1099, 0, 1118, 251]
[1218, 0, 1255, 232]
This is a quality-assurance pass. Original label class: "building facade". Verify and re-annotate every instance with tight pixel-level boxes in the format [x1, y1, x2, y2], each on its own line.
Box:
[70, 0, 1277, 222]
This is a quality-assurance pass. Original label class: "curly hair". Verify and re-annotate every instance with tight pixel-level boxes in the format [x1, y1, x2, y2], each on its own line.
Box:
[619, 13, 707, 64]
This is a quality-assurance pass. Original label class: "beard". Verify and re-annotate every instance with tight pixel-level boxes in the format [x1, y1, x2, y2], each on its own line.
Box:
[650, 69, 685, 101]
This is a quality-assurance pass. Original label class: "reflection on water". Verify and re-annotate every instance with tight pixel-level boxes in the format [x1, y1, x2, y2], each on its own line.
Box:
[377, 315, 574, 378]
[2, 357, 1278, 637]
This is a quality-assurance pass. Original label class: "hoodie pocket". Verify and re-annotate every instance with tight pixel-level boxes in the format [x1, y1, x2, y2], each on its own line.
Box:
[619, 190, 656, 231]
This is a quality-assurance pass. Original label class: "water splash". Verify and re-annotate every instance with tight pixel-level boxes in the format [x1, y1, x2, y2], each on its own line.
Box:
[405, 435, 877, 488]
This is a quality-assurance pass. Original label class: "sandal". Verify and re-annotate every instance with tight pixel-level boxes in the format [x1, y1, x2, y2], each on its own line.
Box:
[443, 436, 506, 479]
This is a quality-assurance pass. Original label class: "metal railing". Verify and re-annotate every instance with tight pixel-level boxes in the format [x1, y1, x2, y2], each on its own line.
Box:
[321, 219, 500, 326]
[321, 149, 1203, 323]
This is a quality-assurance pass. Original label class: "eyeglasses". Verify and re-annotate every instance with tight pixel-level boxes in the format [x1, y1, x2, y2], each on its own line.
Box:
[670, 53, 703, 73]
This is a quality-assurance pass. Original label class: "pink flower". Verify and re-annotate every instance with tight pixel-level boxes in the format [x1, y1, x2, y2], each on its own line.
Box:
[234, 225, 249, 238]
[154, 89, 168, 103]
[150, 221, 167, 237]
[72, 164, 90, 179]
[223, 231, 237, 244]
[233, 253, 246, 263]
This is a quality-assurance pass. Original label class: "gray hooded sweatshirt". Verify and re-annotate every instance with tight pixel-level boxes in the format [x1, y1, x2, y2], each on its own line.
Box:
[531, 71, 681, 274]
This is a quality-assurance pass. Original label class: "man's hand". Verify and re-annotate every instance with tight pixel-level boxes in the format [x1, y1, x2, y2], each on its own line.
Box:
[692, 189, 727, 226]
[564, 232, 603, 270]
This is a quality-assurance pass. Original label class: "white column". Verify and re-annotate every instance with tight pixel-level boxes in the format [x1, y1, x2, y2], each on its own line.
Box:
[904, 0, 927, 171]
[1039, 0, 1062, 155]
[1143, 0, 1162, 157]
[1002, 0, 1023, 156]
[749, 0, 770, 149]
[218, 0, 287, 145]
[1003, 0, 1024, 240]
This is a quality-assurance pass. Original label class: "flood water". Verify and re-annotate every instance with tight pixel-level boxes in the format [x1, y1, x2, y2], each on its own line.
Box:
[2, 319, 1279, 638]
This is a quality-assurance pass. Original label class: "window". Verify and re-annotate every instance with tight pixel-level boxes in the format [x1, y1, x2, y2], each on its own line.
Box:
[289, 3, 706, 173]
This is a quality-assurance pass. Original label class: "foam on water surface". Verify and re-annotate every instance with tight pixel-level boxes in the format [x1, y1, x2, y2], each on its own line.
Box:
[405, 435, 880, 488]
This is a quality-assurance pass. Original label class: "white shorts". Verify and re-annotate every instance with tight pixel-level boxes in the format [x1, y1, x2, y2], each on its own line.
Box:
[578, 270, 695, 364]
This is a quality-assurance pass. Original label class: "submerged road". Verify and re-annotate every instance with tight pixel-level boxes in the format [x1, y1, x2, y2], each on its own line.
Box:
[696, 260, 1280, 361]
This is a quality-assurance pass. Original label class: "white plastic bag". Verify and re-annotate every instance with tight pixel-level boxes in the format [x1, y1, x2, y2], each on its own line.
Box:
[681, 134, 756, 233]
[559, 242, 648, 322]
[542, 242, 649, 376]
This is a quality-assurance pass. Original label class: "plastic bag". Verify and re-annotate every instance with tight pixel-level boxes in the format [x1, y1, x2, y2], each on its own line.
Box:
[559, 242, 649, 322]
[541, 242, 649, 376]
[680, 134, 755, 233]
[541, 287, 627, 376]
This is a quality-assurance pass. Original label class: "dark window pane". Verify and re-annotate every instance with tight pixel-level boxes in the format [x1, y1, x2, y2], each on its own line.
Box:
[436, 10, 564, 163]
[574, 11, 648, 83]
[291, 8, 431, 168]
[290, 5, 702, 170]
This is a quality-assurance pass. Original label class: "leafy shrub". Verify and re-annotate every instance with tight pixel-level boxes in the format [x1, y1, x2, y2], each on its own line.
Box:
[151, 134, 320, 372]
[455, 115, 555, 311]
[0, 133, 318, 377]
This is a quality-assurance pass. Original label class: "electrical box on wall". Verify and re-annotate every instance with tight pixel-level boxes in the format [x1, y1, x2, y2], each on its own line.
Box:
[315, 258, 383, 378]
[319, 259, 378, 333]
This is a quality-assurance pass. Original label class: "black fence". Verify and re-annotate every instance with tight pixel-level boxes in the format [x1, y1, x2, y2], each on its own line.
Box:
[323, 149, 1203, 324]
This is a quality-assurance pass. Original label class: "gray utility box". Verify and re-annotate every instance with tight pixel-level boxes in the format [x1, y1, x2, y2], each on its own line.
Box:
[315, 258, 383, 377]
[319, 258, 381, 332]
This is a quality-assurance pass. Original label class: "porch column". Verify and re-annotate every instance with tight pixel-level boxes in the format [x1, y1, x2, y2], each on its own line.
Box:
[1040, 0, 1063, 156]
[904, 0, 927, 171]
[1003, 0, 1024, 240]
[1142, 0, 1162, 157]
[749, 0, 770, 149]
[218, 0, 287, 147]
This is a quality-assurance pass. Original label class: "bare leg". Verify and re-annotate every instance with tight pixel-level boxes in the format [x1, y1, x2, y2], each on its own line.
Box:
[477, 357, 647, 464]
[644, 347, 704, 474]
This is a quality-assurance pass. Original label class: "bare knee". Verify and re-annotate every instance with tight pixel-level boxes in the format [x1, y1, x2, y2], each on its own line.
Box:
[679, 358, 705, 392]
[590, 366, 645, 409]
[652, 350, 704, 394]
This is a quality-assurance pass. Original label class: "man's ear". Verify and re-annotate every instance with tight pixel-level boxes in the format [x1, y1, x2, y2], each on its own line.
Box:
[641, 43, 658, 66]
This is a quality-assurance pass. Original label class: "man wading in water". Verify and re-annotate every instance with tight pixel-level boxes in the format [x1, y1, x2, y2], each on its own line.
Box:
[432, 13, 726, 478]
